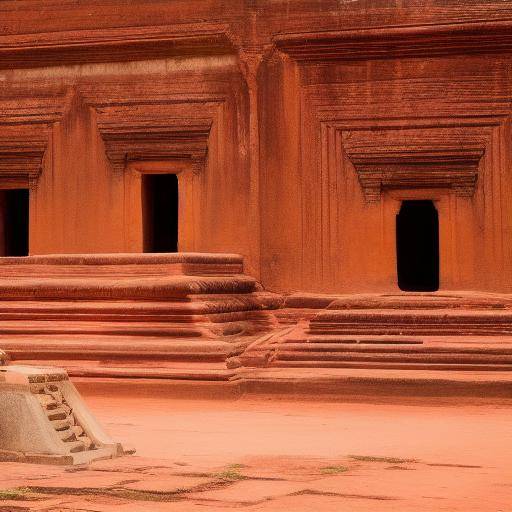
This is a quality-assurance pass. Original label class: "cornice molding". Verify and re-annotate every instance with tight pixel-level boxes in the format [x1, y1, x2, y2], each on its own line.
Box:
[274, 19, 512, 62]
[0, 24, 235, 70]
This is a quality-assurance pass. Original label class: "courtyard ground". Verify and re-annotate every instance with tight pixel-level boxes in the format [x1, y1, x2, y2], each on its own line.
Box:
[0, 388, 511, 511]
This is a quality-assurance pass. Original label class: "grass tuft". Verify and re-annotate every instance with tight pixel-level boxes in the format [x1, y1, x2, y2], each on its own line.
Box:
[320, 465, 349, 475]
[0, 487, 33, 500]
[213, 464, 248, 482]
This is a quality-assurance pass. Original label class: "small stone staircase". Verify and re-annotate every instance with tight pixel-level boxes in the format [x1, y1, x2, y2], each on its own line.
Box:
[241, 292, 512, 372]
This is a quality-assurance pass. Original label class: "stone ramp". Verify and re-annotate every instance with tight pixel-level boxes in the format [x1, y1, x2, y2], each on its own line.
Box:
[0, 253, 281, 380]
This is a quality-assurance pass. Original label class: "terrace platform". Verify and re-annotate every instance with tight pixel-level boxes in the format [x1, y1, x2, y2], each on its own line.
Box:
[0, 253, 281, 381]
[1, 255, 512, 398]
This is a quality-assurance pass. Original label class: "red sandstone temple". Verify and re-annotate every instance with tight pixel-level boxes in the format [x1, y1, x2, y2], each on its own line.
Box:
[0, 0, 511, 396]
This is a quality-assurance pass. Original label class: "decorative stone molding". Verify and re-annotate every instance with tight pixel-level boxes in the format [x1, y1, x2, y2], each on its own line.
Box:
[343, 141, 485, 203]
[97, 119, 212, 173]
[0, 92, 71, 188]
[274, 20, 512, 62]
[0, 24, 235, 70]
[0, 126, 50, 187]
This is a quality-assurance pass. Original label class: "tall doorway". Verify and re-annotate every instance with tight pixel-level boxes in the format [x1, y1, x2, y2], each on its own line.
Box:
[142, 174, 179, 253]
[0, 189, 29, 257]
[396, 200, 439, 291]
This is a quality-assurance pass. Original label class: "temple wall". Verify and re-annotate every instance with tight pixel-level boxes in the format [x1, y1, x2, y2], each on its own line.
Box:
[261, 53, 512, 293]
[0, 1, 511, 292]
[0, 57, 258, 274]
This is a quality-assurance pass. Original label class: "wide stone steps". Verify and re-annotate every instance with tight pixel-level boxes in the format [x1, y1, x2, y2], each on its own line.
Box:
[0, 253, 280, 378]
[268, 337, 512, 369]
[266, 330, 512, 370]
[241, 292, 512, 373]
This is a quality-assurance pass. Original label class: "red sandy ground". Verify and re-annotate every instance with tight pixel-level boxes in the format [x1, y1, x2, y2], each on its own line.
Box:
[0, 392, 511, 511]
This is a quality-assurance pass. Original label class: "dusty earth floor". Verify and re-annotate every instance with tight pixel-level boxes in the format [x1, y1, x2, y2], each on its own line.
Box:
[0, 391, 511, 511]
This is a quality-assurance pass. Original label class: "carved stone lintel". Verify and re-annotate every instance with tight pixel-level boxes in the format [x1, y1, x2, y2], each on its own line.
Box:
[0, 127, 49, 185]
[343, 129, 486, 203]
[97, 114, 212, 174]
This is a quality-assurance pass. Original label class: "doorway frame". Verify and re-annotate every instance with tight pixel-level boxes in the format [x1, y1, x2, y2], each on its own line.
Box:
[383, 188, 454, 292]
[0, 178, 34, 257]
[123, 160, 193, 253]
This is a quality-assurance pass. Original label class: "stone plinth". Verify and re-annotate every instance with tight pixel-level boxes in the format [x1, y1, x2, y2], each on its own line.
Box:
[0, 364, 128, 464]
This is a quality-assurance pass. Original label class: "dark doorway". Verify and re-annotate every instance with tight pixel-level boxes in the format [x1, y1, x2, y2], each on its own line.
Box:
[142, 174, 179, 253]
[396, 200, 439, 292]
[0, 189, 29, 257]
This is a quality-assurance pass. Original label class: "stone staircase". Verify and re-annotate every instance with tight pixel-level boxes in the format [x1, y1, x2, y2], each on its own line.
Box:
[241, 292, 512, 372]
[0, 253, 281, 380]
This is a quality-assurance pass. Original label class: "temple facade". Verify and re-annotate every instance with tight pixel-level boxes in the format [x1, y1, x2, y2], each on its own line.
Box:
[0, 1, 512, 394]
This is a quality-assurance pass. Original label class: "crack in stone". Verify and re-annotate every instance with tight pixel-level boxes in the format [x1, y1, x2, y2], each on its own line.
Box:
[426, 463, 483, 469]
[289, 489, 399, 501]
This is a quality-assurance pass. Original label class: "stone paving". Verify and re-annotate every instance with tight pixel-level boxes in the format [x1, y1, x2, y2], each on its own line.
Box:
[0, 393, 510, 511]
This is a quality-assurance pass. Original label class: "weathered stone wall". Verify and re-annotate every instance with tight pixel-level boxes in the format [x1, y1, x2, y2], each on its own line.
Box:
[0, 1, 511, 293]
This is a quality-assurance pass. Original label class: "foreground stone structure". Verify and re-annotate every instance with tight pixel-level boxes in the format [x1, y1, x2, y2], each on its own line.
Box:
[0, 350, 127, 464]
[0, 1, 512, 395]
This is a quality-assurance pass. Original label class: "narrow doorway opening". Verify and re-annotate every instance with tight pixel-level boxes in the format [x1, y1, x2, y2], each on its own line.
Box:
[396, 200, 439, 292]
[0, 189, 29, 257]
[142, 174, 179, 253]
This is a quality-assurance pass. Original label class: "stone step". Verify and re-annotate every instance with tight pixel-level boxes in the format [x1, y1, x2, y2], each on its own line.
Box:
[291, 334, 512, 345]
[57, 427, 76, 442]
[2, 337, 234, 361]
[284, 292, 512, 311]
[64, 440, 86, 453]
[273, 350, 512, 364]
[66, 365, 237, 381]
[0, 295, 277, 319]
[308, 316, 512, 334]
[0, 274, 260, 300]
[284, 336, 425, 345]
[0, 320, 210, 337]
[277, 342, 512, 354]
[0, 253, 244, 278]
[270, 360, 512, 371]
[238, 367, 512, 399]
